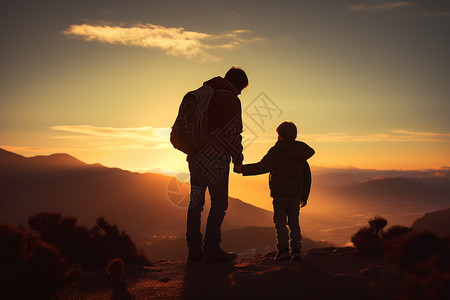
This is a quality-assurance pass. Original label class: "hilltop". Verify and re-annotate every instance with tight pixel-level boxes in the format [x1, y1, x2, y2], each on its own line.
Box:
[62, 247, 405, 299]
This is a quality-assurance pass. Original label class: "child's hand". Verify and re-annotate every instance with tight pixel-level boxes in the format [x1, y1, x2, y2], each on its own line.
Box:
[300, 200, 307, 208]
[233, 164, 243, 174]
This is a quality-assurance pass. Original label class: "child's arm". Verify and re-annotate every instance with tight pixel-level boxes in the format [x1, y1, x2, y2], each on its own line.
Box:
[301, 162, 312, 207]
[241, 147, 276, 176]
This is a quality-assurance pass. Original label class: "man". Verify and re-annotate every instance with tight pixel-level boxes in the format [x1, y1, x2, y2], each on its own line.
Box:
[186, 67, 247, 263]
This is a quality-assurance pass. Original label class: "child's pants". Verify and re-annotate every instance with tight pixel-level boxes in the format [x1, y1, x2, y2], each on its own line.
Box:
[272, 197, 302, 250]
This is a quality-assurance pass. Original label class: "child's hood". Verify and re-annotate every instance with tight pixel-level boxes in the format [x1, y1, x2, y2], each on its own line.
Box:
[275, 140, 315, 162]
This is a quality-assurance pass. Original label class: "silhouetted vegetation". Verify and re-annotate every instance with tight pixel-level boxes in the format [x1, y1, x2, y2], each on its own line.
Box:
[29, 212, 149, 270]
[0, 212, 149, 299]
[0, 223, 71, 299]
[352, 216, 450, 299]
[106, 258, 133, 300]
[351, 216, 388, 257]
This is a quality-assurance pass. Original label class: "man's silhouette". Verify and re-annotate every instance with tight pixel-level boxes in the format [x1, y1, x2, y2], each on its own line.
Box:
[186, 67, 247, 263]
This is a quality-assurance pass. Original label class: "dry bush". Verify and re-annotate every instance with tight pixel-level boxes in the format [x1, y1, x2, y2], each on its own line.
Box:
[351, 216, 388, 258]
[92, 217, 149, 267]
[382, 225, 412, 241]
[385, 230, 450, 299]
[352, 216, 450, 298]
[385, 230, 445, 272]
[29, 212, 149, 270]
[368, 216, 388, 233]
[0, 224, 70, 299]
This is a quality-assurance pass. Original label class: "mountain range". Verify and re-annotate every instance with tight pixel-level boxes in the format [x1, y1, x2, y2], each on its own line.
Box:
[0, 148, 273, 245]
[1, 148, 448, 248]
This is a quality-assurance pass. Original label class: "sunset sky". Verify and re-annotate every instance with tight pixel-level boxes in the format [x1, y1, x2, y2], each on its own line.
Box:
[1, 0, 449, 176]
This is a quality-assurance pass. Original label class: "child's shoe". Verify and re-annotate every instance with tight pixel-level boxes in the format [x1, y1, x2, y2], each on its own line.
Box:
[274, 248, 291, 260]
[291, 248, 302, 259]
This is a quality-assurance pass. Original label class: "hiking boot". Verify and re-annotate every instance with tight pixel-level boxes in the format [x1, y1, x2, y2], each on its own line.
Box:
[203, 248, 237, 263]
[187, 248, 203, 262]
[274, 248, 291, 261]
[291, 248, 302, 260]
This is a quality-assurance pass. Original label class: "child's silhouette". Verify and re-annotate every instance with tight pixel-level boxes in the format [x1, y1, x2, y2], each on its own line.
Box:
[234, 121, 314, 260]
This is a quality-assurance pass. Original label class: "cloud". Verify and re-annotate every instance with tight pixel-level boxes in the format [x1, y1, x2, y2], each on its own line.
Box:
[348, 1, 450, 17]
[420, 11, 450, 17]
[303, 130, 450, 143]
[50, 125, 172, 150]
[63, 23, 264, 61]
[348, 2, 413, 12]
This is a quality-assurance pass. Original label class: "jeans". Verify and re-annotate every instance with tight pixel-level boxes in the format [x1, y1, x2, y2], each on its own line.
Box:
[273, 197, 302, 250]
[186, 151, 230, 250]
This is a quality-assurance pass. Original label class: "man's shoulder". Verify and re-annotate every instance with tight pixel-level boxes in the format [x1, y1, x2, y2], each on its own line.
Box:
[204, 77, 238, 94]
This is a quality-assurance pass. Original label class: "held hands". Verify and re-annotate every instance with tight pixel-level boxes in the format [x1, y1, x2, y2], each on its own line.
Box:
[300, 200, 307, 208]
[233, 164, 243, 174]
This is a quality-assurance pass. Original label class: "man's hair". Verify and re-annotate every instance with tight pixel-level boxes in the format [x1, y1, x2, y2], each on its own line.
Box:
[224, 67, 248, 92]
[277, 122, 297, 141]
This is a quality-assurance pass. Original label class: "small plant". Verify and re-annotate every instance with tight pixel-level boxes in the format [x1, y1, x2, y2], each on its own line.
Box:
[351, 216, 388, 258]
[105, 258, 134, 300]
[106, 258, 125, 284]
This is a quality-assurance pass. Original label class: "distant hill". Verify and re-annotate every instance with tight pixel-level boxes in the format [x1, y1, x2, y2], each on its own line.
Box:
[411, 208, 450, 236]
[328, 174, 449, 214]
[0, 148, 273, 244]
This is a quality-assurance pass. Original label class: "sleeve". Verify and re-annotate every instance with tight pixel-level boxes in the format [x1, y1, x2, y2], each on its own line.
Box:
[241, 147, 277, 176]
[301, 162, 312, 203]
[303, 143, 315, 160]
[216, 94, 244, 165]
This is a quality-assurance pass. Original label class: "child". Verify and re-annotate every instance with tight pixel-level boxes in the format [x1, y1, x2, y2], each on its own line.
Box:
[234, 121, 314, 260]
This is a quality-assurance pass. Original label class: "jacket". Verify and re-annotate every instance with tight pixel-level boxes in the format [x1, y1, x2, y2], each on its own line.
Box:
[203, 76, 244, 165]
[242, 140, 314, 199]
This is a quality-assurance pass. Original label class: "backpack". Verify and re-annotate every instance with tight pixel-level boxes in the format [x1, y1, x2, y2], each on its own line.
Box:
[170, 85, 216, 155]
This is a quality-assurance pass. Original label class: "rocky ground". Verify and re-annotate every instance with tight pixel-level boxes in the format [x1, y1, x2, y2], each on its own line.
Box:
[62, 247, 406, 299]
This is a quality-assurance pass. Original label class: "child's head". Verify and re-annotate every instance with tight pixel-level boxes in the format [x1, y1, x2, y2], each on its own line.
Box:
[276, 121, 297, 141]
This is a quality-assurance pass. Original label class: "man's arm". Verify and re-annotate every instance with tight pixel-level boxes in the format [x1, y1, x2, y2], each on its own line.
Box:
[215, 94, 244, 165]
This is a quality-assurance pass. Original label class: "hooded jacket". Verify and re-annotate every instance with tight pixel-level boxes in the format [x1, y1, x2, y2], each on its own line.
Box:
[203, 76, 244, 165]
[242, 140, 315, 199]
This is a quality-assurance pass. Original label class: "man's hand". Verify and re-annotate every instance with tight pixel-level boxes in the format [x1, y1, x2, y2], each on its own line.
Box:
[300, 200, 307, 208]
[233, 164, 243, 174]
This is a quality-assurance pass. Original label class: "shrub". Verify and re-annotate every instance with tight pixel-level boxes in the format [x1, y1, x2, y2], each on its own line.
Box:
[382, 225, 413, 241]
[29, 212, 93, 267]
[386, 230, 445, 272]
[385, 230, 450, 299]
[351, 216, 388, 258]
[351, 225, 384, 258]
[0, 224, 70, 299]
[368, 216, 388, 234]
[352, 216, 450, 298]
[29, 212, 149, 270]
[92, 217, 149, 267]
